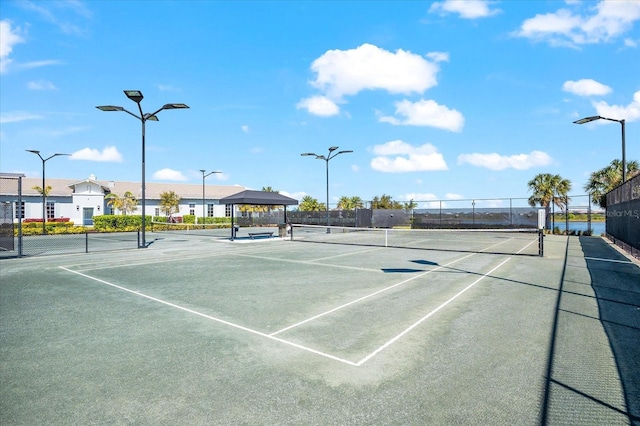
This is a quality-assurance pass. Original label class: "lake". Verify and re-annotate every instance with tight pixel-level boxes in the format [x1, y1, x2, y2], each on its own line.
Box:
[549, 221, 606, 235]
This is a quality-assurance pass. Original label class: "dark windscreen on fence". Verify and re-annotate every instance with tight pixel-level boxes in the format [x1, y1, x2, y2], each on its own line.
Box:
[606, 174, 640, 257]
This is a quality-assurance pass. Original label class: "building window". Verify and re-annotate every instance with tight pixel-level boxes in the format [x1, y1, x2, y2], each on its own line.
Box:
[207, 204, 214, 217]
[225, 204, 232, 217]
[15, 201, 25, 219]
[154, 208, 160, 217]
[189, 203, 195, 216]
[46, 202, 55, 219]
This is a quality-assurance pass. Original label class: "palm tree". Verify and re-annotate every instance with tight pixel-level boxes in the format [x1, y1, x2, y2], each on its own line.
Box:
[105, 191, 138, 215]
[371, 194, 403, 209]
[299, 195, 325, 211]
[527, 173, 572, 229]
[159, 191, 181, 221]
[337, 196, 364, 210]
[32, 185, 52, 197]
[584, 159, 639, 207]
[403, 199, 418, 211]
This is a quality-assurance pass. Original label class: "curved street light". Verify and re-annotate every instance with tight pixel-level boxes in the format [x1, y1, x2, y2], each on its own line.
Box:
[26, 150, 70, 234]
[574, 115, 627, 183]
[200, 169, 222, 224]
[97, 90, 189, 248]
[301, 146, 353, 230]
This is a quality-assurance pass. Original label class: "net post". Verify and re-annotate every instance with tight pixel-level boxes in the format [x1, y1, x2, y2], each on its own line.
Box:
[85, 232, 89, 253]
[538, 229, 544, 257]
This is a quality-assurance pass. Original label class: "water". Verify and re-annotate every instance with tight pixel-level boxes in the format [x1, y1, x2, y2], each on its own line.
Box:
[549, 221, 606, 235]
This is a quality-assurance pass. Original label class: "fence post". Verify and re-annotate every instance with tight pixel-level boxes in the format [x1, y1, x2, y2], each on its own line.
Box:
[18, 176, 23, 257]
[565, 196, 569, 234]
[587, 193, 592, 234]
[85, 232, 89, 253]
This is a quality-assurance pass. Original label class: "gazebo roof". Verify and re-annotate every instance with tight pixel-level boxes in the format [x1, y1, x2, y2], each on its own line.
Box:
[219, 190, 298, 206]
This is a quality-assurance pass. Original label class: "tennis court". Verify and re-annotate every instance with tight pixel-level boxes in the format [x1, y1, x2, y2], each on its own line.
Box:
[1, 229, 638, 425]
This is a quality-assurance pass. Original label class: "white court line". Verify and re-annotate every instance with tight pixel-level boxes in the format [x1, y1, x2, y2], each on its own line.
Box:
[66, 243, 302, 272]
[584, 256, 633, 264]
[234, 252, 384, 273]
[58, 235, 519, 367]
[58, 266, 358, 366]
[270, 235, 522, 336]
[270, 252, 478, 336]
[306, 246, 385, 263]
[354, 257, 512, 366]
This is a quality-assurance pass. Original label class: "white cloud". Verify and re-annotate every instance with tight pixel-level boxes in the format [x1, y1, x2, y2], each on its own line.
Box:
[213, 172, 230, 182]
[152, 168, 188, 181]
[309, 43, 442, 100]
[562, 79, 612, 96]
[241, 125, 250, 133]
[514, 1, 640, 47]
[457, 150, 553, 170]
[0, 20, 25, 74]
[371, 140, 448, 173]
[28, 79, 57, 90]
[592, 90, 640, 122]
[429, 0, 500, 19]
[158, 84, 181, 92]
[379, 99, 464, 132]
[296, 95, 340, 117]
[0, 111, 43, 123]
[445, 193, 464, 200]
[70, 146, 123, 162]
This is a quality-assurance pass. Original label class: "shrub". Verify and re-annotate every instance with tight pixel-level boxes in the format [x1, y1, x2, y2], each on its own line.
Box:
[93, 215, 152, 232]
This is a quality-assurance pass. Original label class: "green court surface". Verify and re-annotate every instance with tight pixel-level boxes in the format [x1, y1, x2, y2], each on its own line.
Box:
[1, 232, 638, 425]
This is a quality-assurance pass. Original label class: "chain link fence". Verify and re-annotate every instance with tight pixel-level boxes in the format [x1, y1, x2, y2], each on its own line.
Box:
[288, 196, 600, 232]
[1, 172, 138, 259]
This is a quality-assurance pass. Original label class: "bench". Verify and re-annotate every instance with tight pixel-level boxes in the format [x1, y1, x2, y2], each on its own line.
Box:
[248, 231, 274, 239]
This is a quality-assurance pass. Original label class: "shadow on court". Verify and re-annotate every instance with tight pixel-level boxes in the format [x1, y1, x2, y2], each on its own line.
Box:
[540, 236, 640, 425]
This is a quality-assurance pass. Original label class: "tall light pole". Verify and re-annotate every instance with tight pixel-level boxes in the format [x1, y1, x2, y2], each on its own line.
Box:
[26, 150, 70, 234]
[301, 146, 353, 229]
[200, 169, 221, 224]
[574, 115, 627, 182]
[97, 90, 189, 248]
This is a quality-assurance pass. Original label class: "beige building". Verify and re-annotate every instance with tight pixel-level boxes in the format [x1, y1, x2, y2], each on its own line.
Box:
[1, 174, 246, 226]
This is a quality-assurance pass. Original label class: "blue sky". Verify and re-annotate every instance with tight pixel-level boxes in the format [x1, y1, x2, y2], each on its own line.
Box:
[1, 0, 639, 208]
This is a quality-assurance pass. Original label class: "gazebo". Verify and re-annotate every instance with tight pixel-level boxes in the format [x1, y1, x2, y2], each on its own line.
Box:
[219, 190, 298, 240]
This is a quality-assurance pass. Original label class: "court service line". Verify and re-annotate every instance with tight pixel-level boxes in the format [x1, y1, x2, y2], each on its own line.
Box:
[270, 252, 479, 336]
[355, 257, 512, 366]
[234, 252, 384, 273]
[306, 246, 386, 263]
[66, 244, 300, 272]
[58, 266, 359, 366]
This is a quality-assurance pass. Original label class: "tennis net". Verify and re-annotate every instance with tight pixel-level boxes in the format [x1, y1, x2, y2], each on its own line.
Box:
[289, 224, 544, 256]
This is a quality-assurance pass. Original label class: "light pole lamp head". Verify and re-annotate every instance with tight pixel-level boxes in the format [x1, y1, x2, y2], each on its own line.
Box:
[328, 146, 339, 152]
[300, 152, 317, 157]
[573, 115, 602, 125]
[96, 105, 124, 112]
[124, 90, 144, 103]
[143, 113, 159, 121]
[162, 103, 189, 110]
[26, 149, 41, 155]
[337, 150, 353, 155]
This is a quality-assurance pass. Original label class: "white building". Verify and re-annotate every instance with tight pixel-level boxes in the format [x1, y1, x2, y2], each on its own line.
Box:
[0, 174, 246, 226]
